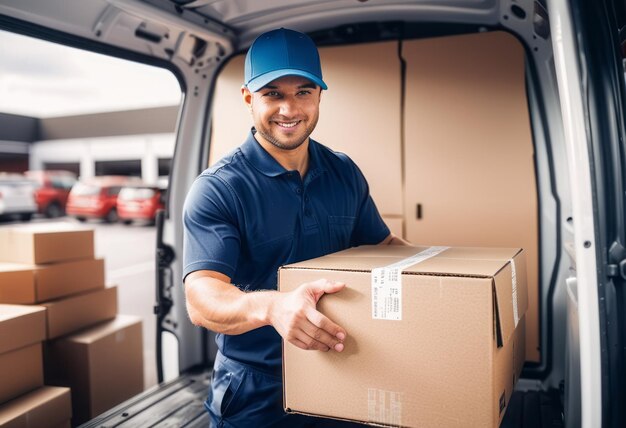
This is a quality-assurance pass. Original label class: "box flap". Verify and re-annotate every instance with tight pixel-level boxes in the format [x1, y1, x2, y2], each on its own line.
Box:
[493, 249, 528, 347]
[284, 245, 521, 278]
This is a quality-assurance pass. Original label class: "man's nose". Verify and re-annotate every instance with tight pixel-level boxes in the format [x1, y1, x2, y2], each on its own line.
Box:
[278, 96, 297, 116]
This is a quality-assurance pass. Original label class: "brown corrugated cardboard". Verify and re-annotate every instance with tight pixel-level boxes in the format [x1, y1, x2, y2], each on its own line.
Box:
[279, 245, 528, 427]
[0, 223, 94, 264]
[315, 42, 403, 216]
[382, 216, 403, 239]
[0, 386, 71, 428]
[35, 258, 105, 302]
[44, 314, 144, 424]
[402, 31, 539, 362]
[0, 264, 36, 304]
[0, 259, 105, 304]
[0, 343, 43, 404]
[42, 286, 117, 339]
[0, 304, 46, 354]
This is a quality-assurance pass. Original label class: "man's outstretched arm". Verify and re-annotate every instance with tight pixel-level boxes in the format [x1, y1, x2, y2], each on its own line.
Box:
[184, 270, 347, 353]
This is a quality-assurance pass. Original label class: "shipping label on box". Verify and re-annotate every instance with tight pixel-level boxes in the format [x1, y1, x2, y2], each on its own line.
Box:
[279, 245, 528, 428]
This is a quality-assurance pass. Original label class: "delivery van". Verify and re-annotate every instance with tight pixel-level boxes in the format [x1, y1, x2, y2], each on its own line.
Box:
[0, 0, 624, 427]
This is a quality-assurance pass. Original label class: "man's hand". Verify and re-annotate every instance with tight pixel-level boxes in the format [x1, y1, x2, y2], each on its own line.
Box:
[269, 279, 347, 352]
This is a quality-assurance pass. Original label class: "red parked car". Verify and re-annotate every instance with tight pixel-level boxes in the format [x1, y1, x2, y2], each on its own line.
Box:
[117, 185, 166, 225]
[25, 170, 77, 218]
[66, 176, 141, 223]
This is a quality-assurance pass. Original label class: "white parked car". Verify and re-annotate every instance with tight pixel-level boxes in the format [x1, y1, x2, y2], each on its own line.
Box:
[0, 174, 37, 221]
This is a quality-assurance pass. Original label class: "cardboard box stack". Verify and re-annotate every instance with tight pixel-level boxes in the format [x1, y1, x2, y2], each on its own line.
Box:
[0, 305, 72, 427]
[0, 223, 144, 426]
[279, 245, 528, 428]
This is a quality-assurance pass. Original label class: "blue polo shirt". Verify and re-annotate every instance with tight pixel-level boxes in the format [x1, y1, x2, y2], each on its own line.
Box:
[183, 130, 389, 372]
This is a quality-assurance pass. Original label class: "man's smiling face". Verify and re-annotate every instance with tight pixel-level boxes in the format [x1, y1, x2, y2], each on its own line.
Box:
[243, 75, 321, 151]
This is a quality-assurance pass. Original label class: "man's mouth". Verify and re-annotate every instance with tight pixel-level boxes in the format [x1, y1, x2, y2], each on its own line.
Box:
[274, 120, 300, 129]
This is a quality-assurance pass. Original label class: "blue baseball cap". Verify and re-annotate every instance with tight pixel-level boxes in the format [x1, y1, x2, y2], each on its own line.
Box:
[244, 28, 328, 92]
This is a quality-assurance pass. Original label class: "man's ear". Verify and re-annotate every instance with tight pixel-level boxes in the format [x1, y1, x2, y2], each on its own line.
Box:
[241, 85, 253, 111]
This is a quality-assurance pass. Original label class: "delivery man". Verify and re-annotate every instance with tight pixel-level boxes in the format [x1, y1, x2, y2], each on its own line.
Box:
[183, 27, 409, 427]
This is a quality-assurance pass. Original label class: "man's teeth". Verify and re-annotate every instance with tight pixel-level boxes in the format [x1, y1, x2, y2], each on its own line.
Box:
[278, 121, 298, 128]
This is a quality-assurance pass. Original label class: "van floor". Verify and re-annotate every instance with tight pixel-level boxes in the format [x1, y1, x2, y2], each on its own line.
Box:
[80, 370, 564, 427]
[502, 388, 564, 428]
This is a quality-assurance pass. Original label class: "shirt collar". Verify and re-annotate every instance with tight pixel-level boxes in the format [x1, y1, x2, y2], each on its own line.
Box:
[240, 128, 327, 179]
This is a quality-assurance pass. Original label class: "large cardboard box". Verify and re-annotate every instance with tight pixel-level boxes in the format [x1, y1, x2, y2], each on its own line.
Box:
[0, 259, 105, 304]
[0, 223, 94, 264]
[0, 343, 43, 404]
[0, 386, 71, 428]
[44, 314, 144, 424]
[42, 286, 117, 339]
[0, 304, 46, 355]
[279, 245, 528, 427]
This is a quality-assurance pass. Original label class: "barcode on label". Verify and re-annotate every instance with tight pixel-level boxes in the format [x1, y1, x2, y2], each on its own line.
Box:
[372, 267, 402, 320]
[371, 246, 449, 321]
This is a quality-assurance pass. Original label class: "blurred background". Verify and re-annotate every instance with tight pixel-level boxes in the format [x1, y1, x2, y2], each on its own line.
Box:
[0, 28, 183, 389]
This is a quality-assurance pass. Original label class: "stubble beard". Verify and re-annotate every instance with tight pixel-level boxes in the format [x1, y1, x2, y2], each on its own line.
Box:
[256, 115, 319, 151]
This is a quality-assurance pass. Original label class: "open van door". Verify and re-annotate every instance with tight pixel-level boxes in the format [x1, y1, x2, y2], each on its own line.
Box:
[550, 0, 626, 426]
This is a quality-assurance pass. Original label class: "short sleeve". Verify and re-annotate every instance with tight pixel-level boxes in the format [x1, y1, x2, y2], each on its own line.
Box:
[182, 173, 241, 281]
[349, 162, 390, 246]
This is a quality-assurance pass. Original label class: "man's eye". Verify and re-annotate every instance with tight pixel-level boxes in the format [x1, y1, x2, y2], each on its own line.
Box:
[298, 90, 311, 95]
[264, 91, 280, 97]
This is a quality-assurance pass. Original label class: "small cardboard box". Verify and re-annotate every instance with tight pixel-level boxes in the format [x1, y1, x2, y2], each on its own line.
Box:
[0, 259, 105, 304]
[0, 265, 37, 304]
[0, 304, 46, 355]
[279, 245, 528, 428]
[0, 386, 71, 428]
[44, 314, 144, 424]
[0, 223, 94, 265]
[42, 286, 117, 339]
[0, 343, 43, 404]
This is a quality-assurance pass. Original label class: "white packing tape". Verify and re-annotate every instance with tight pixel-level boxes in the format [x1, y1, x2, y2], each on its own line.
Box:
[371, 246, 449, 321]
[509, 258, 519, 328]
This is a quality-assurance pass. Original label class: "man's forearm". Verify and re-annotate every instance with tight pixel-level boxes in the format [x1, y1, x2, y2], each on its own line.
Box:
[185, 272, 348, 352]
[185, 273, 274, 335]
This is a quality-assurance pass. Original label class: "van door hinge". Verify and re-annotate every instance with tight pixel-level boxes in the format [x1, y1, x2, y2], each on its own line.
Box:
[607, 259, 626, 280]
[608, 242, 626, 281]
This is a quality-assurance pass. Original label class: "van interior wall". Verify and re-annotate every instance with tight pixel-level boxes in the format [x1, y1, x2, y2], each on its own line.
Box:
[209, 31, 539, 363]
